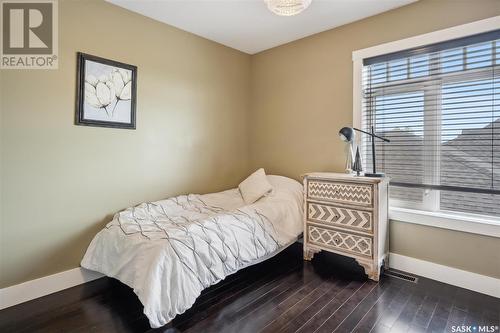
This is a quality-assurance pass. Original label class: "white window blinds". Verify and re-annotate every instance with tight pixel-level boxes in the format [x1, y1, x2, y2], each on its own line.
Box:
[361, 30, 500, 217]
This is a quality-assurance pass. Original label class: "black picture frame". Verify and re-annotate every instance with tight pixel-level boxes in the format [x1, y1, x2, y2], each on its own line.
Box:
[75, 52, 137, 129]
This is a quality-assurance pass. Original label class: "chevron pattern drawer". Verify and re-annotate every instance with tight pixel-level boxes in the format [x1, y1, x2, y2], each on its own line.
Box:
[307, 225, 373, 258]
[303, 173, 389, 281]
[307, 180, 373, 207]
[307, 202, 373, 233]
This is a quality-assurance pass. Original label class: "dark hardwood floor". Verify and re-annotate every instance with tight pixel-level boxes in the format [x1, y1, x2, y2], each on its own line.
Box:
[1, 243, 498, 333]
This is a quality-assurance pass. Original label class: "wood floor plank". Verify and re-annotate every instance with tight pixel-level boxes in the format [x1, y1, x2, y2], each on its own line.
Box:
[182, 262, 315, 333]
[314, 280, 378, 333]
[294, 280, 366, 333]
[411, 293, 439, 330]
[173, 260, 300, 328]
[371, 322, 392, 333]
[447, 305, 468, 325]
[226, 279, 324, 333]
[178, 263, 304, 332]
[277, 278, 350, 333]
[423, 279, 457, 333]
[13, 288, 147, 333]
[389, 284, 427, 332]
[209, 274, 312, 332]
[426, 315, 449, 333]
[256, 277, 335, 333]
[351, 277, 411, 333]
[333, 278, 394, 333]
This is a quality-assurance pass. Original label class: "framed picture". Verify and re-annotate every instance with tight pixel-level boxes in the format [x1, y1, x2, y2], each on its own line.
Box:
[76, 52, 137, 129]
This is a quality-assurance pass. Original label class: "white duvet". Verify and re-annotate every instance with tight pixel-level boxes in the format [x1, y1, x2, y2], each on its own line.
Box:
[81, 175, 303, 328]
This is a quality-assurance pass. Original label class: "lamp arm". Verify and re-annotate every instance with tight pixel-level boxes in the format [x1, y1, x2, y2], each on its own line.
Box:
[352, 127, 390, 142]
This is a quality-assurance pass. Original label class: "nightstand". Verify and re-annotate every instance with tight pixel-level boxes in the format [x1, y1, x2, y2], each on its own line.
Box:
[303, 172, 389, 281]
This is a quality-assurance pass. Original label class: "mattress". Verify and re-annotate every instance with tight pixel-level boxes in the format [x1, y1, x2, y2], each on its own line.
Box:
[81, 175, 304, 328]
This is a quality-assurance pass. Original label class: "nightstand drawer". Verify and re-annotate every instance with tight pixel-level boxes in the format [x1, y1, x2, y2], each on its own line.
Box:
[307, 202, 373, 233]
[307, 180, 373, 207]
[307, 225, 373, 258]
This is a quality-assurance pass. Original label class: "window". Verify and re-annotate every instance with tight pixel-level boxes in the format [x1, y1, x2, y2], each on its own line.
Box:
[361, 30, 500, 218]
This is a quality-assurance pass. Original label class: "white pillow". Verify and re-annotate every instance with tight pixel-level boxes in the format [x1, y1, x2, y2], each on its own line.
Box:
[238, 168, 273, 204]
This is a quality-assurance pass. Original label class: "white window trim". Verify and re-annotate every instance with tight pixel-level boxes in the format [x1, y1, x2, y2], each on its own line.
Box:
[390, 207, 500, 238]
[352, 16, 500, 238]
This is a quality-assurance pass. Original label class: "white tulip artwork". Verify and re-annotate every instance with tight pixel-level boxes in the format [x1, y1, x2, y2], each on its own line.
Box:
[76, 53, 137, 129]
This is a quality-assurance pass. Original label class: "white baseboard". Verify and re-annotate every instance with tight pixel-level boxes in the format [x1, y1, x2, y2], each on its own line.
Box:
[389, 253, 500, 298]
[0, 267, 104, 310]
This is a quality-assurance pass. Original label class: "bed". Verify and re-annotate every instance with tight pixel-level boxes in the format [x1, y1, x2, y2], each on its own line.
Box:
[81, 175, 303, 328]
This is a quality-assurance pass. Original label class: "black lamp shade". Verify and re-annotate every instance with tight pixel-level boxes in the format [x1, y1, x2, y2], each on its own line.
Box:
[339, 127, 355, 142]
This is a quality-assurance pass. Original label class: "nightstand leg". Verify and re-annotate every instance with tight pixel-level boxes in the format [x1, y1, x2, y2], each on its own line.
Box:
[368, 271, 380, 282]
[355, 259, 380, 281]
[303, 247, 320, 261]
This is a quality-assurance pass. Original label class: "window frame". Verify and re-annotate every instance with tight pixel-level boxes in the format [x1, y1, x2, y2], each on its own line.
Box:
[363, 57, 496, 213]
[352, 16, 500, 237]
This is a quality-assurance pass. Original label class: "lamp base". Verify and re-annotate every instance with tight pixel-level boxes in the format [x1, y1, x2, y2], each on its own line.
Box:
[364, 172, 385, 178]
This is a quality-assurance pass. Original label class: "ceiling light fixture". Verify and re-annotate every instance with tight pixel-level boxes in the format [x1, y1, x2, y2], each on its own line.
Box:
[265, 0, 312, 16]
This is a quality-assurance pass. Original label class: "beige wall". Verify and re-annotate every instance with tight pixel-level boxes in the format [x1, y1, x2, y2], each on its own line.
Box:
[391, 222, 500, 278]
[250, 0, 500, 278]
[0, 0, 251, 288]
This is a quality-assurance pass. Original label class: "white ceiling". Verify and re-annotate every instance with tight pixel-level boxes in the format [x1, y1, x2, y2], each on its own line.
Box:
[107, 0, 417, 54]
